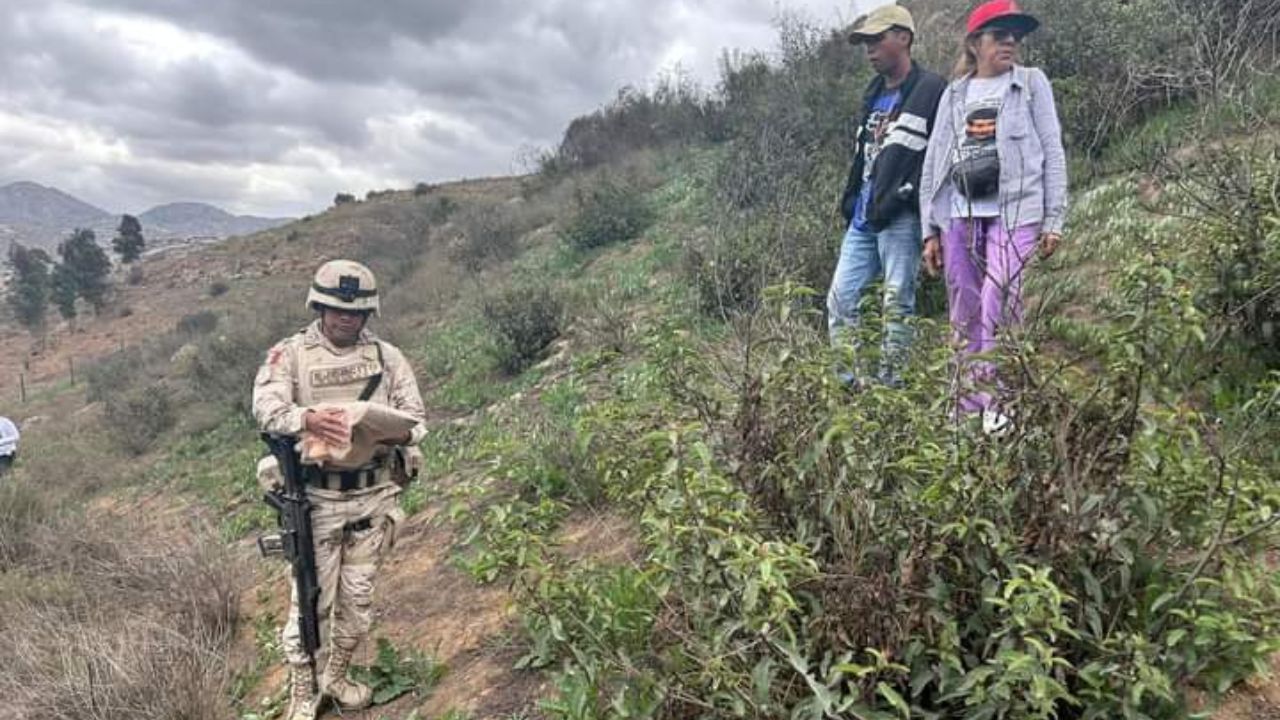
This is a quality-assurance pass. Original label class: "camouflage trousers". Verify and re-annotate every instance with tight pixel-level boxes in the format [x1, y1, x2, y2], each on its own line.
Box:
[282, 479, 404, 666]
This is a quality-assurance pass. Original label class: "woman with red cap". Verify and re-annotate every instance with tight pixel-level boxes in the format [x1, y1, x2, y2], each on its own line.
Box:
[918, 0, 1068, 434]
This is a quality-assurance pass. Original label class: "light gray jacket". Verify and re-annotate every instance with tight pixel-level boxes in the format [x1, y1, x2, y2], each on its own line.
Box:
[919, 65, 1068, 237]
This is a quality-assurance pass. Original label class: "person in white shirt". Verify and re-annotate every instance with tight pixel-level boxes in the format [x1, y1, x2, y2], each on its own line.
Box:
[0, 416, 19, 474]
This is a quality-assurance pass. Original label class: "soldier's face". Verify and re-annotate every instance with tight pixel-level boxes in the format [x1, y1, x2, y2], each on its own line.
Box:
[320, 307, 370, 346]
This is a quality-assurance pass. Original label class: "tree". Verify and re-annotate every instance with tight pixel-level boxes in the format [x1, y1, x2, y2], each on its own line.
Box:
[5, 243, 51, 335]
[112, 214, 146, 263]
[58, 228, 112, 313]
[50, 262, 78, 321]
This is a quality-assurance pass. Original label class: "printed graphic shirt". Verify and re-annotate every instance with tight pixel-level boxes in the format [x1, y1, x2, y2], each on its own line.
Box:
[852, 88, 904, 232]
[951, 71, 1012, 219]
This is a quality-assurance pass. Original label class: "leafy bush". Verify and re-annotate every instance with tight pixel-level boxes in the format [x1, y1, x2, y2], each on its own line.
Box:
[482, 283, 563, 375]
[574, 278, 645, 355]
[561, 174, 656, 252]
[176, 310, 219, 336]
[682, 234, 769, 318]
[349, 637, 446, 706]
[516, 258, 1280, 719]
[1156, 144, 1280, 359]
[334, 192, 357, 206]
[208, 279, 229, 297]
[424, 195, 458, 224]
[448, 201, 526, 272]
[185, 315, 300, 413]
[84, 347, 145, 403]
[103, 382, 176, 455]
[546, 75, 710, 173]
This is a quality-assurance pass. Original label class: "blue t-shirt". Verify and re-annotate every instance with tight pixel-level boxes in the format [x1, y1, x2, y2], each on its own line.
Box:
[852, 88, 903, 232]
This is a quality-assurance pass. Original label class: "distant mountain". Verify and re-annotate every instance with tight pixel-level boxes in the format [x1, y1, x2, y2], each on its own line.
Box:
[0, 181, 110, 230]
[0, 182, 293, 252]
[139, 202, 291, 239]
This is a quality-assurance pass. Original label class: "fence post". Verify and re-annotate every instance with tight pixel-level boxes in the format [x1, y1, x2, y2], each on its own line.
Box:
[68, 357, 76, 386]
[19, 373, 26, 403]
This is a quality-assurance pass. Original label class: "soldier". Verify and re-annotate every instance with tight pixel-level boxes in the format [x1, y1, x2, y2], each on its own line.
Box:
[253, 259, 426, 720]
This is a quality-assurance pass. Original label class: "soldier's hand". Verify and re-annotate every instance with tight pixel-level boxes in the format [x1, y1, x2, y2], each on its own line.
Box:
[303, 409, 349, 445]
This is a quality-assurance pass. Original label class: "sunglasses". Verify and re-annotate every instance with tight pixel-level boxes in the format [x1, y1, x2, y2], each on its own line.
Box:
[983, 27, 1025, 43]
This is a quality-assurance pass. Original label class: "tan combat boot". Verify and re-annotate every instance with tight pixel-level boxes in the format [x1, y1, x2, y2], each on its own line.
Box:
[321, 644, 373, 710]
[284, 665, 319, 720]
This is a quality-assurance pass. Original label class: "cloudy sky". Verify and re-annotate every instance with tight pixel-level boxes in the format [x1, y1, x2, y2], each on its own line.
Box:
[1, 0, 870, 218]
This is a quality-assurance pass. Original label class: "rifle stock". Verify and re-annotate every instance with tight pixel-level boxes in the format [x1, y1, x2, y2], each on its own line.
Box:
[260, 433, 322, 668]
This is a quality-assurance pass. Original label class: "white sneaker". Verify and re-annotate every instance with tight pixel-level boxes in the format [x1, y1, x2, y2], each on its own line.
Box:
[982, 408, 1013, 437]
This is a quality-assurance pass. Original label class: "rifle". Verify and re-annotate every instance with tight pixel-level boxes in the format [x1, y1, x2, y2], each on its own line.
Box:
[257, 433, 321, 676]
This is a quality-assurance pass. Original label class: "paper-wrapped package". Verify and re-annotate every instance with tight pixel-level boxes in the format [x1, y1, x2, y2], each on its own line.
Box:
[300, 402, 418, 468]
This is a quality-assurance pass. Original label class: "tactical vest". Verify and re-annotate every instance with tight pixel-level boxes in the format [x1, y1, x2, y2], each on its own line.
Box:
[295, 339, 388, 408]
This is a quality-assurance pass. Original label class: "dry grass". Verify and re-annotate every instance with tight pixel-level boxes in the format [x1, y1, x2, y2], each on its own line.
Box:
[0, 511, 244, 720]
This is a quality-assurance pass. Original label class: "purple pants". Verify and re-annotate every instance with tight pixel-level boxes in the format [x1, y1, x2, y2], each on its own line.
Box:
[942, 218, 1041, 414]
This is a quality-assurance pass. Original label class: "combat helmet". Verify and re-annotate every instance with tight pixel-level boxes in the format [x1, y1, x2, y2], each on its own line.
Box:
[307, 260, 379, 315]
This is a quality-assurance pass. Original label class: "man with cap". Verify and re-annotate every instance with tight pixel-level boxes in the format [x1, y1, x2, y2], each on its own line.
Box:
[253, 259, 427, 720]
[830, 3, 947, 388]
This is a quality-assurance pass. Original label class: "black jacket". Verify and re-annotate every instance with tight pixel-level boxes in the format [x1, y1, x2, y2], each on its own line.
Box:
[839, 61, 947, 230]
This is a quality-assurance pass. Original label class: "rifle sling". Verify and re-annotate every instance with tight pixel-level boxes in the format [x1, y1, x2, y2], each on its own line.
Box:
[357, 341, 385, 401]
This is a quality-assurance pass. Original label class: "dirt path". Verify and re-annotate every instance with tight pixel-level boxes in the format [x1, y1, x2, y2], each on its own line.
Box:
[235, 478, 550, 720]
[1211, 657, 1280, 719]
[368, 495, 548, 720]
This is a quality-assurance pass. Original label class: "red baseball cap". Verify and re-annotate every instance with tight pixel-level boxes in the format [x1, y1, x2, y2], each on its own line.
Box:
[966, 0, 1040, 36]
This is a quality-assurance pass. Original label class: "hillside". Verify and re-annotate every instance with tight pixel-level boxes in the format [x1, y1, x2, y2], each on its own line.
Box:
[2, 1, 1279, 719]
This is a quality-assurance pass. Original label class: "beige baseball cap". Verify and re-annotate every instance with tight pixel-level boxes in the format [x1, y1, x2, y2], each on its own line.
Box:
[847, 4, 916, 43]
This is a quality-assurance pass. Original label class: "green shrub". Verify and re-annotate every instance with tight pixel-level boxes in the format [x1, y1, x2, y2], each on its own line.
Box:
[524, 267, 1280, 718]
[561, 174, 655, 252]
[548, 76, 710, 173]
[482, 283, 563, 375]
[208, 280, 229, 297]
[1159, 145, 1280, 359]
[103, 382, 177, 456]
[424, 195, 457, 224]
[176, 310, 219, 336]
[349, 637, 446, 706]
[448, 202, 525, 272]
[682, 239, 767, 317]
[85, 348, 145, 403]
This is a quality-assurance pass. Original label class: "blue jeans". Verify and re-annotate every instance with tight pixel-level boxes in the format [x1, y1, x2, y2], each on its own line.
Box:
[826, 212, 922, 385]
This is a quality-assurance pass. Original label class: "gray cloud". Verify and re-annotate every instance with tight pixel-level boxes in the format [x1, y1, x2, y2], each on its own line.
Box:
[0, 0, 862, 217]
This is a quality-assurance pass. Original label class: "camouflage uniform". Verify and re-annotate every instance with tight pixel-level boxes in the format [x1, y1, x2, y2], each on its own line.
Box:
[252, 260, 426, 719]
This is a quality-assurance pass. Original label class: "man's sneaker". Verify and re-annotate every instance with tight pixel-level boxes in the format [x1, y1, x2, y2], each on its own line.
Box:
[835, 371, 865, 393]
[982, 408, 1013, 437]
